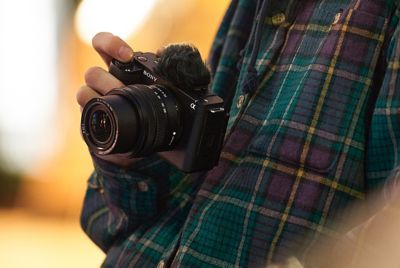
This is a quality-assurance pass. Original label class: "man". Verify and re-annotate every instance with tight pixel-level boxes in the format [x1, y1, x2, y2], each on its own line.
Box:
[77, 0, 400, 266]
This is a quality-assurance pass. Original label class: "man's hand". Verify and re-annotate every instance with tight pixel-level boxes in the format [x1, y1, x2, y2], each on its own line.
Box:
[76, 32, 139, 167]
[76, 32, 132, 108]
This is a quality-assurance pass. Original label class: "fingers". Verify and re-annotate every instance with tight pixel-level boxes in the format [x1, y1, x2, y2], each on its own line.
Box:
[156, 46, 165, 57]
[77, 66, 125, 108]
[92, 32, 134, 65]
[84, 66, 124, 95]
[76, 85, 100, 108]
[79, 32, 165, 111]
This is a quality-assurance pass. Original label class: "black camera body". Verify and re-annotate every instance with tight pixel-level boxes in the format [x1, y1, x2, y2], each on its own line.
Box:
[81, 46, 228, 173]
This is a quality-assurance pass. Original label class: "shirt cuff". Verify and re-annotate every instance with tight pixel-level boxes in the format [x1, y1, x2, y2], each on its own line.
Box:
[89, 153, 162, 220]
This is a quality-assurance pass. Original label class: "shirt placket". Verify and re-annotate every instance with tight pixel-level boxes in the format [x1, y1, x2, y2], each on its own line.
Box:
[226, 5, 292, 134]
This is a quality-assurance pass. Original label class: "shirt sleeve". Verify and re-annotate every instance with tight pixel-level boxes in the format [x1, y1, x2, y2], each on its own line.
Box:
[80, 155, 187, 252]
[336, 11, 400, 265]
[365, 8, 400, 192]
[337, 7, 400, 261]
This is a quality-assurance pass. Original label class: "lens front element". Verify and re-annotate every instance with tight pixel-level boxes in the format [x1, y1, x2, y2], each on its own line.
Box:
[89, 110, 112, 143]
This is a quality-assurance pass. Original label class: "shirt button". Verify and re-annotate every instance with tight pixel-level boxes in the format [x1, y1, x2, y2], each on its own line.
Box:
[271, 13, 286, 26]
[137, 181, 149, 192]
[157, 260, 165, 268]
[237, 94, 246, 108]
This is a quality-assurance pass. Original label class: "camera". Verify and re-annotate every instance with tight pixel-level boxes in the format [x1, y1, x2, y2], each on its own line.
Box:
[81, 44, 228, 173]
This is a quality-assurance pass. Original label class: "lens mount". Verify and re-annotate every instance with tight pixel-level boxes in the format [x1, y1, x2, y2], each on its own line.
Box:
[118, 84, 182, 156]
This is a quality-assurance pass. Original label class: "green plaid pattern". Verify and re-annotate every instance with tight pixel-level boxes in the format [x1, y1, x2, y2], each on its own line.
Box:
[80, 0, 400, 266]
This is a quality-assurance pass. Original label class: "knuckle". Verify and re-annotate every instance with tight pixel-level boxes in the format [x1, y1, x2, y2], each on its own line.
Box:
[94, 32, 125, 58]
[76, 86, 88, 106]
[92, 32, 113, 48]
[84, 66, 103, 84]
[104, 35, 121, 54]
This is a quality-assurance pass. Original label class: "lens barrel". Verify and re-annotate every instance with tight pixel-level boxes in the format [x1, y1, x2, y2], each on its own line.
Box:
[81, 84, 181, 157]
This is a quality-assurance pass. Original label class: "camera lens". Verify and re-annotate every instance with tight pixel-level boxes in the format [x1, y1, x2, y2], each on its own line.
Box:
[89, 110, 112, 143]
[81, 84, 182, 156]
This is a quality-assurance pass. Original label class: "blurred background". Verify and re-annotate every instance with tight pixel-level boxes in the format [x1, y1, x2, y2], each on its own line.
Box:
[0, 0, 230, 267]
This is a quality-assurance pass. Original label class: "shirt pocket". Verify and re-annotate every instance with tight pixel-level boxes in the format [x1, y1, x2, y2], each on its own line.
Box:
[246, 8, 388, 174]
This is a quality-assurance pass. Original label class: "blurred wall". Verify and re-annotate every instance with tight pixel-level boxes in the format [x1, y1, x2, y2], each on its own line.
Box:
[14, 0, 231, 217]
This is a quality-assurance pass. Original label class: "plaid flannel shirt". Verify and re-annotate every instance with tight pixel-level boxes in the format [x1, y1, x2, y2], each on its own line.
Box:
[80, 0, 400, 267]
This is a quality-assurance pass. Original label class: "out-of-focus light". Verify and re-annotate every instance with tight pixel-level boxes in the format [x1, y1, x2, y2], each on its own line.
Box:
[0, 0, 58, 172]
[75, 0, 158, 45]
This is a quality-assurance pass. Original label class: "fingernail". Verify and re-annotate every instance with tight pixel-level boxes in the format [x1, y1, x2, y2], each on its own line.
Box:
[118, 46, 133, 62]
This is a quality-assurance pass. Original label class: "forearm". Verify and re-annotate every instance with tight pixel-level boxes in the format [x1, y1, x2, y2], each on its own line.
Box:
[317, 168, 400, 267]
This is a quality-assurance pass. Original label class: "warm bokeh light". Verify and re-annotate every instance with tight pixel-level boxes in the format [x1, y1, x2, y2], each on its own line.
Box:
[0, 210, 104, 268]
[75, 0, 159, 45]
[0, 1, 231, 267]
[0, 0, 58, 172]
